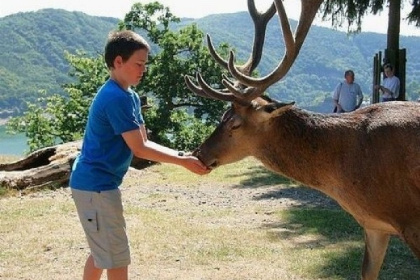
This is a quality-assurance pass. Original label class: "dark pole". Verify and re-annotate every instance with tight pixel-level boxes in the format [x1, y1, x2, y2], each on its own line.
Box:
[385, 0, 406, 100]
[387, 0, 401, 52]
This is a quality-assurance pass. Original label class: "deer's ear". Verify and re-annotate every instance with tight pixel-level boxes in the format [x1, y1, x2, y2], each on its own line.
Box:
[261, 101, 295, 116]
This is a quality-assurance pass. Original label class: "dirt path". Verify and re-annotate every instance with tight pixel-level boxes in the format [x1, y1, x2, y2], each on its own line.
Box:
[122, 167, 339, 215]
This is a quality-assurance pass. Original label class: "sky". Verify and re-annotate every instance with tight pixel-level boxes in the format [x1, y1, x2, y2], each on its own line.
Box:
[0, 0, 419, 36]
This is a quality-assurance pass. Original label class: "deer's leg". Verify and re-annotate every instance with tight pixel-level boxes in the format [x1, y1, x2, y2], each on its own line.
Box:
[402, 225, 420, 259]
[361, 229, 390, 280]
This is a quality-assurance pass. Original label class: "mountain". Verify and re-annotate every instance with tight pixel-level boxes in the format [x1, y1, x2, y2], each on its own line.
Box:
[0, 9, 118, 116]
[0, 9, 419, 116]
[191, 12, 420, 111]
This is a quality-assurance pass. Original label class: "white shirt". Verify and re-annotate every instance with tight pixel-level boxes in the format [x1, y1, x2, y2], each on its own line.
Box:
[382, 76, 400, 99]
[332, 81, 363, 112]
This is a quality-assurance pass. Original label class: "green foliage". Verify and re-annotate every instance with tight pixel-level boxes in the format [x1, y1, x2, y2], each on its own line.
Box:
[7, 52, 108, 151]
[121, 1, 180, 42]
[320, 0, 420, 33]
[170, 110, 216, 151]
[407, 80, 420, 101]
[7, 3, 229, 152]
[119, 2, 228, 148]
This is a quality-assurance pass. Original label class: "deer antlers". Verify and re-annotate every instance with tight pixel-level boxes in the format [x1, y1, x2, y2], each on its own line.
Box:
[185, 0, 323, 105]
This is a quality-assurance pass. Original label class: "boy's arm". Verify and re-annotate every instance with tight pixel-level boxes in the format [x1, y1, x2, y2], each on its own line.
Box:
[122, 126, 210, 175]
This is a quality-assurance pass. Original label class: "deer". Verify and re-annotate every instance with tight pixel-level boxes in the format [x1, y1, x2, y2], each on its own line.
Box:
[184, 0, 420, 279]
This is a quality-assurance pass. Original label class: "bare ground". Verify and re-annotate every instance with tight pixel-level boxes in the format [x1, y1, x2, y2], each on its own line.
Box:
[3, 163, 417, 280]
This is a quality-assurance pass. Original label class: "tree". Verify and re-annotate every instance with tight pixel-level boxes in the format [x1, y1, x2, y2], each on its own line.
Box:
[7, 2, 230, 152]
[320, 0, 420, 47]
[2, 1, 233, 190]
[120, 1, 230, 150]
[7, 51, 108, 152]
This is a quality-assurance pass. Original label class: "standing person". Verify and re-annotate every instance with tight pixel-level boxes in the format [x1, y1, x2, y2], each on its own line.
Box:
[69, 30, 210, 280]
[332, 70, 364, 113]
[375, 63, 400, 102]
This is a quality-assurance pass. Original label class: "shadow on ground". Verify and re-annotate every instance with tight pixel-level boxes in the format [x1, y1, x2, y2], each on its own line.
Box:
[227, 164, 420, 279]
[264, 209, 420, 279]
[230, 164, 339, 209]
[227, 164, 292, 188]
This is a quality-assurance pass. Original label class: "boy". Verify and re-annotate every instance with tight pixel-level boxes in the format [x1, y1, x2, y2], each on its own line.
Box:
[69, 30, 210, 280]
[375, 63, 400, 102]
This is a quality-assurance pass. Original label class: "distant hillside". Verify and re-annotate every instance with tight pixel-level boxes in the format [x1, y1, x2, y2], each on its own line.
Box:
[0, 9, 118, 115]
[191, 12, 420, 111]
[0, 9, 419, 116]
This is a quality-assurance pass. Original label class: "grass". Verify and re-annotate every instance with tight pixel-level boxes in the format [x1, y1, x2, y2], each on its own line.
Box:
[0, 157, 419, 279]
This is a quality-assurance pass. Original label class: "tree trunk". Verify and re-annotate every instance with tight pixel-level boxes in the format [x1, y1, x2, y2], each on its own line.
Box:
[384, 0, 406, 101]
[0, 140, 153, 191]
[387, 0, 401, 51]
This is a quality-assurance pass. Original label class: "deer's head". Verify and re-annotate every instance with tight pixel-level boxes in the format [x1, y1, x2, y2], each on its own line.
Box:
[186, 0, 322, 169]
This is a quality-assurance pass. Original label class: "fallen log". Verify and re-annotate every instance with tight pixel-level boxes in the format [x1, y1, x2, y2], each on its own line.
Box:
[0, 96, 154, 191]
[0, 140, 153, 191]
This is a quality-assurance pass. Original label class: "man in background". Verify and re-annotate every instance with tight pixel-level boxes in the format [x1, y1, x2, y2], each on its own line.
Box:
[332, 69, 364, 113]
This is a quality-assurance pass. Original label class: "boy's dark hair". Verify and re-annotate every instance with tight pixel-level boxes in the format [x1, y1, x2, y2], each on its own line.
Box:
[104, 30, 150, 69]
[384, 63, 394, 71]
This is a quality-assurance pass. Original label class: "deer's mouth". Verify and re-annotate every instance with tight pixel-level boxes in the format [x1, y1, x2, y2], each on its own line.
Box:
[200, 157, 219, 170]
[193, 149, 218, 169]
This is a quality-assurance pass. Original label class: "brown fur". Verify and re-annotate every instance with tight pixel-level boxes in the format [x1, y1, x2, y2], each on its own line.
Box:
[194, 100, 420, 279]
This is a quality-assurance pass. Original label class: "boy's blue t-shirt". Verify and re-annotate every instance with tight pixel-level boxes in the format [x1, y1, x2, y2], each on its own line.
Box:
[70, 79, 144, 191]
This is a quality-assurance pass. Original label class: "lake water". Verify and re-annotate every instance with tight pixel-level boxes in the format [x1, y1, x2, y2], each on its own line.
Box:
[0, 125, 28, 156]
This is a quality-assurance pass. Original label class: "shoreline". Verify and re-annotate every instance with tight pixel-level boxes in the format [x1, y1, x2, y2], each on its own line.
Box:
[0, 118, 10, 126]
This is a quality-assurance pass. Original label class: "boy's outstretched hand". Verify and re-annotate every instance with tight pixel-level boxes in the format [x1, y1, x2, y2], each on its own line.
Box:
[181, 155, 211, 175]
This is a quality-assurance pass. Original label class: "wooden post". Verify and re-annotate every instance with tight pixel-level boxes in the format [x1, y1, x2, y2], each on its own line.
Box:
[398, 48, 406, 101]
[372, 51, 382, 104]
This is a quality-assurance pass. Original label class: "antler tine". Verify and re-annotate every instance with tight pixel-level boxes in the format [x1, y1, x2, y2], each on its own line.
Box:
[207, 34, 228, 70]
[222, 78, 261, 102]
[185, 1, 276, 105]
[221, 73, 259, 102]
[215, 0, 276, 102]
[224, 50, 265, 101]
[186, 0, 322, 105]
[231, 0, 323, 96]
[184, 75, 213, 99]
[185, 73, 252, 105]
[238, 0, 276, 75]
[185, 74, 233, 102]
[194, 73, 238, 103]
[206, 1, 276, 76]
[296, 0, 324, 46]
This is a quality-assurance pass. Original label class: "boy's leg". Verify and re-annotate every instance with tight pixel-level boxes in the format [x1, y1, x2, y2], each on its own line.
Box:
[83, 254, 103, 280]
[107, 266, 128, 280]
[72, 189, 131, 278]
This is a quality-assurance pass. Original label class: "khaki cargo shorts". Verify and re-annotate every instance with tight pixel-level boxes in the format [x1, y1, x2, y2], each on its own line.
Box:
[71, 188, 130, 269]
